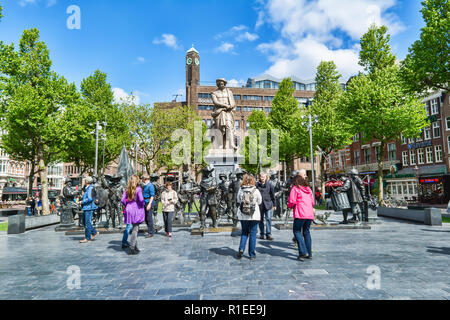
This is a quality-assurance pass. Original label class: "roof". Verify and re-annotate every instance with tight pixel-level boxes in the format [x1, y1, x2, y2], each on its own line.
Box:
[249, 74, 316, 84]
[186, 45, 199, 54]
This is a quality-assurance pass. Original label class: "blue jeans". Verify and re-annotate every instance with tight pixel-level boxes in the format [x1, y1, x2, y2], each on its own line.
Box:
[145, 201, 155, 235]
[239, 220, 259, 258]
[293, 219, 312, 257]
[83, 210, 97, 241]
[259, 208, 273, 237]
[122, 224, 132, 245]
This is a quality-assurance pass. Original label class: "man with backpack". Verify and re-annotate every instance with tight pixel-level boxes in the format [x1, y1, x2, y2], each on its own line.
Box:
[142, 175, 156, 238]
[236, 174, 262, 260]
[79, 176, 99, 243]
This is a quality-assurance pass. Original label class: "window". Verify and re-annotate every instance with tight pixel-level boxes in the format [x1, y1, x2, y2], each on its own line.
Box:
[435, 145, 443, 162]
[264, 80, 272, 89]
[430, 98, 439, 115]
[198, 93, 212, 99]
[400, 134, 407, 144]
[243, 95, 263, 101]
[424, 127, 431, 140]
[206, 119, 212, 129]
[234, 95, 241, 100]
[446, 117, 450, 131]
[375, 146, 381, 161]
[265, 107, 272, 113]
[425, 103, 430, 116]
[364, 148, 371, 164]
[235, 120, 240, 131]
[448, 136, 450, 154]
[353, 134, 359, 142]
[417, 148, 424, 164]
[198, 105, 214, 111]
[408, 138, 415, 144]
[354, 150, 360, 165]
[425, 146, 433, 163]
[388, 143, 396, 161]
[416, 132, 423, 141]
[246, 121, 250, 131]
[402, 151, 409, 166]
[433, 122, 441, 138]
[264, 96, 274, 101]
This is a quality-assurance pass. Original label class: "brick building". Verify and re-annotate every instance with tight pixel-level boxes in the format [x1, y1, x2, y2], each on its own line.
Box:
[325, 90, 449, 205]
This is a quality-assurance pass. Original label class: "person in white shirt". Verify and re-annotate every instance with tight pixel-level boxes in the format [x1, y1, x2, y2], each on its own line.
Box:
[236, 174, 262, 260]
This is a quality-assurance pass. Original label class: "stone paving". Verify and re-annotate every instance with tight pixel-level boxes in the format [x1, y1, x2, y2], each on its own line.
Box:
[0, 212, 449, 300]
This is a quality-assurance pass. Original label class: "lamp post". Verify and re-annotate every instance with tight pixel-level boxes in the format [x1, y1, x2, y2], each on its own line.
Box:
[413, 165, 420, 203]
[302, 99, 319, 196]
[90, 121, 102, 178]
[101, 115, 107, 175]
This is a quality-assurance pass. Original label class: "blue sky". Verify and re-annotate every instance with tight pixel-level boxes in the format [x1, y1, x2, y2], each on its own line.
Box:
[0, 0, 425, 105]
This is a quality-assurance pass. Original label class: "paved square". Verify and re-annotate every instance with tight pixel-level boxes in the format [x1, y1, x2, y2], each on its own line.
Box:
[0, 213, 449, 300]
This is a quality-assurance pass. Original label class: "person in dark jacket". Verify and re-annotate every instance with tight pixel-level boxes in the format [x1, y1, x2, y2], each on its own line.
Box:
[256, 172, 276, 241]
[79, 176, 99, 243]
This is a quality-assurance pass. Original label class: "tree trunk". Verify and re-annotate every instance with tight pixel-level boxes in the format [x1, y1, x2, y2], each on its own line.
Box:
[378, 141, 386, 204]
[28, 161, 35, 198]
[37, 144, 50, 215]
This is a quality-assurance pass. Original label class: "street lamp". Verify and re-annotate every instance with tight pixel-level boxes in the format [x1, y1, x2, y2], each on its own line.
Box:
[301, 99, 319, 196]
[413, 165, 420, 203]
[90, 121, 102, 178]
[101, 115, 107, 175]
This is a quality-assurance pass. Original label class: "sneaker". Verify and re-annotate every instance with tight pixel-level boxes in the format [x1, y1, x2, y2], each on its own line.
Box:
[168, 233, 172, 238]
[259, 235, 265, 240]
[237, 251, 244, 259]
[250, 256, 256, 261]
[266, 235, 274, 241]
[79, 239, 89, 243]
[303, 255, 312, 260]
[91, 232, 99, 240]
[121, 243, 130, 249]
[297, 256, 304, 261]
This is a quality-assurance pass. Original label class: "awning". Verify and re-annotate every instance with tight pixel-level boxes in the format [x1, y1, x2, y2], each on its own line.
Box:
[396, 164, 447, 177]
[2, 187, 27, 195]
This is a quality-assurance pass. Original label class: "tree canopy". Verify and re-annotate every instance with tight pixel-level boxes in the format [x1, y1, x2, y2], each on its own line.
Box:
[401, 0, 450, 93]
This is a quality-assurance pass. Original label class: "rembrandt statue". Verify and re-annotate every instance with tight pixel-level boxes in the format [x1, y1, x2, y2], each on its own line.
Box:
[211, 78, 238, 151]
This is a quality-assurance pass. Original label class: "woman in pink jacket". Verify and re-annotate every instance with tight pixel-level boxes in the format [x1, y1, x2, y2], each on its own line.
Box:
[288, 175, 315, 261]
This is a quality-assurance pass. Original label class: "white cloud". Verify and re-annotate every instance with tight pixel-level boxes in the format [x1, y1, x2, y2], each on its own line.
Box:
[19, 0, 37, 7]
[215, 42, 235, 54]
[19, 0, 57, 7]
[255, 0, 405, 80]
[227, 79, 247, 88]
[236, 31, 259, 42]
[113, 88, 140, 105]
[153, 34, 180, 50]
[216, 25, 259, 42]
[137, 57, 146, 63]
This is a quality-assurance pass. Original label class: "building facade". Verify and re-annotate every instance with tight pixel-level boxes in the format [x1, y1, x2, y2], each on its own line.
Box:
[325, 90, 449, 204]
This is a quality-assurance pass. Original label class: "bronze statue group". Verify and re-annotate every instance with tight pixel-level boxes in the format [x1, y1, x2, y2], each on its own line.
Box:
[61, 166, 373, 258]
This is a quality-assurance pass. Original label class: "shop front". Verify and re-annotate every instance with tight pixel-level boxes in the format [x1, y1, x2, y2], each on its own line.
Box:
[418, 175, 450, 205]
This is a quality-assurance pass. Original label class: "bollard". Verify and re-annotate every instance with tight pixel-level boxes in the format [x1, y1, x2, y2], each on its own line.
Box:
[8, 214, 26, 234]
[424, 208, 442, 226]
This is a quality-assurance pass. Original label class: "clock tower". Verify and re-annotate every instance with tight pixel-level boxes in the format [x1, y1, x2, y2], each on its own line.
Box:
[186, 45, 200, 107]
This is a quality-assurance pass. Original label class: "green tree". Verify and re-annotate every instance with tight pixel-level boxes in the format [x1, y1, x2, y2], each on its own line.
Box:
[123, 103, 207, 176]
[0, 28, 77, 214]
[310, 61, 353, 197]
[268, 78, 308, 174]
[63, 70, 130, 175]
[401, 0, 449, 93]
[241, 110, 276, 175]
[342, 25, 429, 203]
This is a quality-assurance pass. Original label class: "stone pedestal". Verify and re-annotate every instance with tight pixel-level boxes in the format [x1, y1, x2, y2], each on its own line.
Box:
[424, 208, 442, 226]
[8, 214, 25, 234]
[55, 207, 77, 232]
[205, 149, 243, 182]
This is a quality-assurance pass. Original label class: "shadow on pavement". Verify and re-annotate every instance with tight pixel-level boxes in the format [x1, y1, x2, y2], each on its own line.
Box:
[107, 240, 126, 252]
[426, 246, 450, 256]
[421, 229, 450, 233]
[209, 247, 239, 259]
[255, 246, 298, 260]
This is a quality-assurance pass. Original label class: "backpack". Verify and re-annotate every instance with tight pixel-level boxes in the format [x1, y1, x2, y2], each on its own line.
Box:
[240, 188, 256, 216]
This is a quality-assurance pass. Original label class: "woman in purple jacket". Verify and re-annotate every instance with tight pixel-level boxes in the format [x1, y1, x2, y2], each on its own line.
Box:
[121, 175, 145, 255]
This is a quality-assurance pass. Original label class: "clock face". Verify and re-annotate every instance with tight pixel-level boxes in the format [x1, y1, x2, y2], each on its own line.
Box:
[195, 58, 200, 65]
[186, 58, 192, 65]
